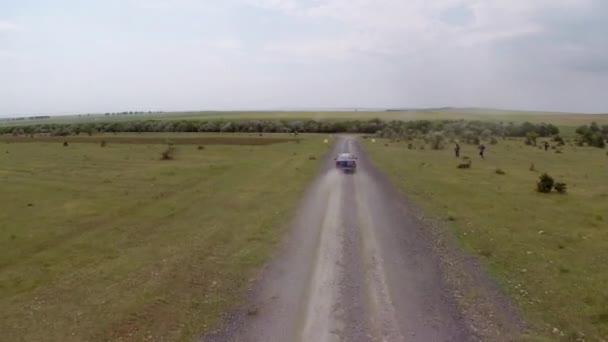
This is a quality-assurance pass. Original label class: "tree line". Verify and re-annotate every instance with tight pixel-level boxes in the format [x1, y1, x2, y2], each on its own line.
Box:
[2, 119, 562, 139]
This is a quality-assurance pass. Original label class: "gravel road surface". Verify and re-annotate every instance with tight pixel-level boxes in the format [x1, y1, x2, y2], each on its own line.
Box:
[204, 136, 519, 342]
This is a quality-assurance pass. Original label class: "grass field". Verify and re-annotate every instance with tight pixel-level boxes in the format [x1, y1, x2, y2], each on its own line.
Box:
[0, 134, 297, 146]
[0, 133, 328, 341]
[364, 138, 608, 341]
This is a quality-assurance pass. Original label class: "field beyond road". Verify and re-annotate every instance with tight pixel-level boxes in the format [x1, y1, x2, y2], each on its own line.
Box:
[0, 134, 327, 341]
[364, 138, 608, 341]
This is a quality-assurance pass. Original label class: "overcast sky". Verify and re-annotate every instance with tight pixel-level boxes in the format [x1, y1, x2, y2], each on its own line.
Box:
[1, 0, 607, 116]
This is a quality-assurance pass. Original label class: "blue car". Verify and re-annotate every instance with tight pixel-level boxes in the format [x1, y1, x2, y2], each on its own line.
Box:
[335, 153, 357, 173]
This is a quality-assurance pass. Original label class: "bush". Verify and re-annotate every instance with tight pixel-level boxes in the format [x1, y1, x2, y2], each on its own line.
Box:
[591, 133, 606, 148]
[525, 131, 538, 146]
[555, 182, 567, 194]
[407, 143, 413, 150]
[552, 135, 565, 146]
[575, 122, 607, 148]
[489, 137, 498, 145]
[426, 132, 446, 150]
[495, 168, 506, 175]
[63, 141, 69, 147]
[457, 160, 472, 169]
[197, 145, 205, 150]
[160, 146, 175, 160]
[529, 163, 536, 172]
[100, 140, 107, 147]
[537, 173, 554, 193]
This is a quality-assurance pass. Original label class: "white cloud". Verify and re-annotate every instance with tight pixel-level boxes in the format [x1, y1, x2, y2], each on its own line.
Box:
[0, 21, 20, 33]
[247, 0, 596, 53]
[1, 0, 606, 114]
[210, 38, 243, 51]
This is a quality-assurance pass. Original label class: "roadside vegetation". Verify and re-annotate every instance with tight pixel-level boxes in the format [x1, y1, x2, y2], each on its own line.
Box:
[364, 136, 608, 341]
[0, 134, 327, 341]
[2, 117, 562, 138]
[2, 109, 607, 128]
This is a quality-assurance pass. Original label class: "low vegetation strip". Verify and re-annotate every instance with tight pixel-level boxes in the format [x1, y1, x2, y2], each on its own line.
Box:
[0, 136, 328, 341]
[364, 137, 608, 341]
[0, 135, 297, 145]
[2, 118, 564, 137]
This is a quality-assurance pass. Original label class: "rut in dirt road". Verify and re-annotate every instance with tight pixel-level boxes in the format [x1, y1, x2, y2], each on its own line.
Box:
[205, 137, 484, 342]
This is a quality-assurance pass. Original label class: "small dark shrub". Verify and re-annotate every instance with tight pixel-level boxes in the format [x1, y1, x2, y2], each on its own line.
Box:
[537, 173, 554, 193]
[197, 145, 205, 150]
[552, 135, 565, 146]
[308, 155, 317, 160]
[489, 137, 498, 145]
[555, 149, 563, 154]
[555, 182, 567, 194]
[63, 141, 69, 147]
[529, 163, 536, 172]
[161, 146, 175, 160]
[457, 160, 472, 169]
[495, 168, 506, 175]
[100, 140, 107, 147]
[407, 143, 413, 150]
[479, 250, 492, 258]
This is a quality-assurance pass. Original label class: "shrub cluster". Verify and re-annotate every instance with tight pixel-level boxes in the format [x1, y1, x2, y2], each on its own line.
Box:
[537, 173, 567, 194]
[575, 122, 608, 148]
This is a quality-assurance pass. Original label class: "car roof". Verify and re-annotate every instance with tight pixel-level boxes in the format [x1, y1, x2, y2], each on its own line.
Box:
[337, 153, 355, 159]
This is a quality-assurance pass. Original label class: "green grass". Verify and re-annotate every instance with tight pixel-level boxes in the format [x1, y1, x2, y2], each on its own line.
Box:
[0, 134, 328, 341]
[364, 138, 608, 341]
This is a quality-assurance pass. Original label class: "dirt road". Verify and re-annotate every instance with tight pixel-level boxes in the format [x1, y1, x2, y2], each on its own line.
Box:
[205, 137, 515, 342]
